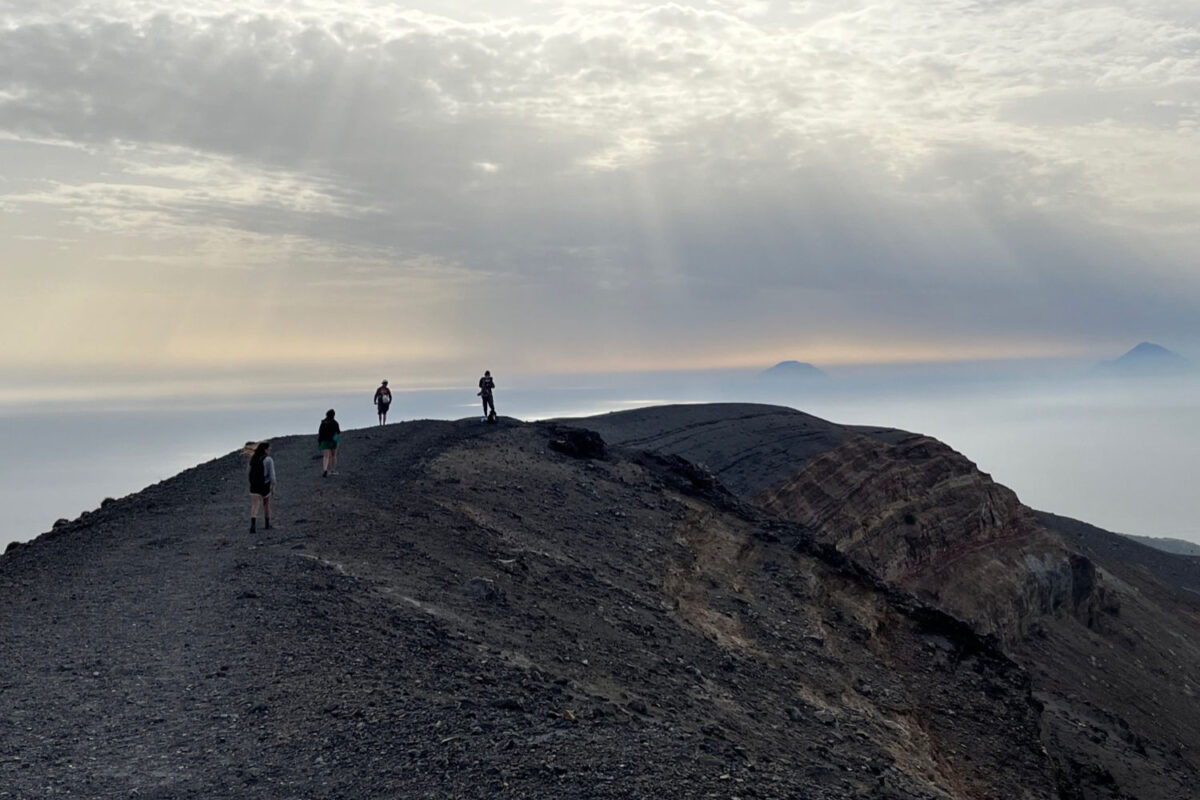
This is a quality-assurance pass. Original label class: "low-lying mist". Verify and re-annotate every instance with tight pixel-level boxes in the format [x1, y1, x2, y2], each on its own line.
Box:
[3, 360, 1198, 551]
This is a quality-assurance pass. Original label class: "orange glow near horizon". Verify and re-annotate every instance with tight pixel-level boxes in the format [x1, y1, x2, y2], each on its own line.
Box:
[509, 338, 1106, 375]
[0, 335, 1106, 383]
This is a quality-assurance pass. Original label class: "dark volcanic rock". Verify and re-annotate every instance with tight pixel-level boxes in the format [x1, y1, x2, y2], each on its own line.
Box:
[2, 414, 1060, 799]
[462, 576, 506, 605]
[547, 426, 607, 459]
[1041, 511, 1200, 597]
[578, 402, 905, 497]
[574, 403, 1200, 800]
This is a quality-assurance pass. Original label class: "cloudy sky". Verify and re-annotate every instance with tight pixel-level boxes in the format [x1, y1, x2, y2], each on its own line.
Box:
[2, 0, 1198, 387]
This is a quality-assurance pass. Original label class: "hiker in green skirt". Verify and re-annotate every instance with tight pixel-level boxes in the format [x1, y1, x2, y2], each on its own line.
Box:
[318, 409, 340, 477]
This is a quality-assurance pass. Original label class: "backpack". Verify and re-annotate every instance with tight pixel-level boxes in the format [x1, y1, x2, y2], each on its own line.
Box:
[249, 457, 266, 485]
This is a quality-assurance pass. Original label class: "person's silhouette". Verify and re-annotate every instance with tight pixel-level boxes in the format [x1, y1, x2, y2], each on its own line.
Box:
[478, 370, 496, 421]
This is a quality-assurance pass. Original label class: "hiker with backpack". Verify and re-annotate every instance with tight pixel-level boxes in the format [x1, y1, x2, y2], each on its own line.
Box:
[374, 380, 392, 425]
[318, 409, 340, 477]
[247, 441, 276, 533]
[478, 370, 496, 422]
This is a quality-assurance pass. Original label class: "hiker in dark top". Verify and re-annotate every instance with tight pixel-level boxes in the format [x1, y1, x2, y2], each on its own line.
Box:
[374, 380, 392, 425]
[318, 409, 340, 477]
[247, 441, 276, 533]
[478, 370, 496, 421]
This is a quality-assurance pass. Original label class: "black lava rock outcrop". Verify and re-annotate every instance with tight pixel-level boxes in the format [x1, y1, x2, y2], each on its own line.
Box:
[547, 426, 607, 459]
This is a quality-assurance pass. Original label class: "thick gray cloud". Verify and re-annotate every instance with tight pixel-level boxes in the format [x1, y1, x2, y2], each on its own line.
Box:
[1, 0, 1198, 373]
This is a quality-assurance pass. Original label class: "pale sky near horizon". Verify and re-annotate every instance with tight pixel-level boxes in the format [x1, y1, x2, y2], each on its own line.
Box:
[2, 0, 1199, 385]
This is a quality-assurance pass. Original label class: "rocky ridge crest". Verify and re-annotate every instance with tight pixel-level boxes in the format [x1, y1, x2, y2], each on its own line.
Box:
[3, 405, 1197, 798]
[586, 403, 1200, 800]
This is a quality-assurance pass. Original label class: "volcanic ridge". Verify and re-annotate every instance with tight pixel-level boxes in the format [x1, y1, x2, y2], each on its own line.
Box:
[2, 403, 1199, 799]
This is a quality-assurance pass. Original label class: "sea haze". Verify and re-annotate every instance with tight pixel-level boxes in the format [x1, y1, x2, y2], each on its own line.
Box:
[3, 364, 1198, 551]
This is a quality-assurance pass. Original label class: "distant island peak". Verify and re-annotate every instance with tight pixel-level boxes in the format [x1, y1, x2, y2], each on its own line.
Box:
[759, 360, 828, 380]
[1095, 342, 1192, 375]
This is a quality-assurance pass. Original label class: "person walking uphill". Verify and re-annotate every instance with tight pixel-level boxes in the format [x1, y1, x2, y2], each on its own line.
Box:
[318, 409, 340, 477]
[248, 441, 276, 533]
[478, 370, 496, 422]
[374, 380, 392, 425]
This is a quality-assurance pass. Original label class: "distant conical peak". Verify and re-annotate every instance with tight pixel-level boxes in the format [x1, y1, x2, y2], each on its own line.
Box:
[1094, 342, 1192, 376]
[1122, 342, 1182, 359]
[760, 360, 828, 378]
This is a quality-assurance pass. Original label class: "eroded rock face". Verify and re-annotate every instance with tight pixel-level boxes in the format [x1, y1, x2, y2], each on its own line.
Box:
[749, 431, 1200, 799]
[575, 404, 1200, 800]
[756, 434, 1108, 641]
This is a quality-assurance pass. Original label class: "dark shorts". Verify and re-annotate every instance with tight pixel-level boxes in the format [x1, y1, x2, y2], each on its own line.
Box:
[250, 483, 272, 498]
[319, 440, 337, 451]
[377, 403, 390, 414]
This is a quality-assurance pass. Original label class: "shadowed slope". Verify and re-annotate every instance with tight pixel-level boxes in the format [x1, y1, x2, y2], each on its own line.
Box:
[577, 403, 905, 497]
[575, 403, 1200, 800]
[1040, 512, 1200, 599]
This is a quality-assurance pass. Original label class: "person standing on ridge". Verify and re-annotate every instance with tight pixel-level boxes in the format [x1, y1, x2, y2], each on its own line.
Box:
[247, 441, 276, 533]
[478, 370, 496, 422]
[374, 380, 392, 425]
[318, 409, 340, 477]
